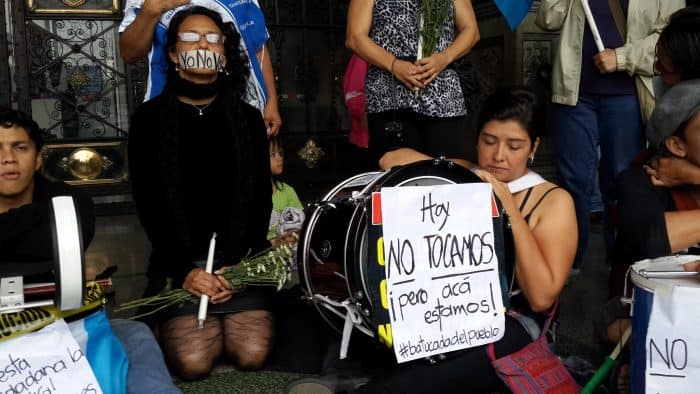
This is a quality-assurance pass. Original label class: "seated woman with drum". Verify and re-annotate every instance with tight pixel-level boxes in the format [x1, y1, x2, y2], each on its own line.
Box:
[289, 87, 578, 394]
[382, 86, 577, 317]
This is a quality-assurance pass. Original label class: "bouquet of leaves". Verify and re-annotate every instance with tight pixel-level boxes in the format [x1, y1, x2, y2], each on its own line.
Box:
[418, 0, 452, 59]
[115, 244, 294, 319]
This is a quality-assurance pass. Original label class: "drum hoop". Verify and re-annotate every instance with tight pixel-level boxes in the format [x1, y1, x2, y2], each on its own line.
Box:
[394, 175, 456, 187]
[344, 203, 373, 318]
[629, 257, 700, 293]
[321, 171, 383, 201]
[630, 268, 656, 293]
[299, 203, 343, 331]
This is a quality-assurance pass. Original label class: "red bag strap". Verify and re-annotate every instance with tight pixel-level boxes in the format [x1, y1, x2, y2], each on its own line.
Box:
[487, 301, 558, 362]
[541, 300, 558, 336]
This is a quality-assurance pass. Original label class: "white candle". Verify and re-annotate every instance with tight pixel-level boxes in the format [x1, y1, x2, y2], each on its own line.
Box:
[581, 0, 605, 52]
[416, 13, 424, 61]
[197, 232, 217, 329]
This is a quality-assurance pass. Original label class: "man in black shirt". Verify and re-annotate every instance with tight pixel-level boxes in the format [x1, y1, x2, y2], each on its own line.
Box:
[0, 107, 181, 393]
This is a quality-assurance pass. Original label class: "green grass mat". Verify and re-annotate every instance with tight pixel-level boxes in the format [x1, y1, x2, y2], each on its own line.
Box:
[177, 370, 307, 394]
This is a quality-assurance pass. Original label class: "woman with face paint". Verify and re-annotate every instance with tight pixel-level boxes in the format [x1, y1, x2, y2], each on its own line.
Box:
[127, 7, 274, 380]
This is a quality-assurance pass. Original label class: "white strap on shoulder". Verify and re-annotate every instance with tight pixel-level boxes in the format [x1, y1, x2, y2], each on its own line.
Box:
[507, 170, 547, 193]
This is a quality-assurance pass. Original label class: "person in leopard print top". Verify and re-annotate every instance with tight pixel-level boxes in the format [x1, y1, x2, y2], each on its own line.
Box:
[346, 0, 479, 164]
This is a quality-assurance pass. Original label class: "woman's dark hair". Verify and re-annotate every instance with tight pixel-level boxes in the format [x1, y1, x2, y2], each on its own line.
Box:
[658, 7, 700, 81]
[269, 135, 286, 190]
[0, 107, 44, 152]
[476, 87, 542, 145]
[165, 6, 248, 98]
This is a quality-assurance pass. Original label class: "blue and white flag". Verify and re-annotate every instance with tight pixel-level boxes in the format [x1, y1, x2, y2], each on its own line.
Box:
[69, 311, 129, 394]
[493, 0, 534, 30]
[120, 0, 269, 111]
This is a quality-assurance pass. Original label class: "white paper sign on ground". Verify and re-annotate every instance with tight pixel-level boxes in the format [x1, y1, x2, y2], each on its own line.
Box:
[381, 183, 505, 363]
[0, 319, 103, 394]
[645, 284, 700, 393]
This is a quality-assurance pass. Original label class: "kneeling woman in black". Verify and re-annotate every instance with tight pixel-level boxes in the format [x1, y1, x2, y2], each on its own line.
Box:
[127, 6, 273, 380]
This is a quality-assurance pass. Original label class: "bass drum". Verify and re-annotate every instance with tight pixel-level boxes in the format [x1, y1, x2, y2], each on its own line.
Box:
[298, 160, 509, 347]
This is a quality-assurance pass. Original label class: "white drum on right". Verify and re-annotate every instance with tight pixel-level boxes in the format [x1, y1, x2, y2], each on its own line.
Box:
[629, 255, 700, 393]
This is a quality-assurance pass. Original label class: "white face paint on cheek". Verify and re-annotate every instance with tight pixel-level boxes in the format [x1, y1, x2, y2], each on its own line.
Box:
[177, 50, 226, 72]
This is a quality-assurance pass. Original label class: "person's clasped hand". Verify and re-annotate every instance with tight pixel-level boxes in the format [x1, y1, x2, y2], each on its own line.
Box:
[183, 267, 237, 304]
[643, 156, 700, 187]
[392, 59, 423, 91]
[414, 52, 450, 86]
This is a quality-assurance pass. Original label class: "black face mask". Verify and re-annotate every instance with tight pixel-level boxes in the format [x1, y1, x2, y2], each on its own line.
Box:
[171, 72, 225, 99]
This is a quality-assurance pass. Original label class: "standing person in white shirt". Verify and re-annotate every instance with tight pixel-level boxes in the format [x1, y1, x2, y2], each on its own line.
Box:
[119, 0, 282, 136]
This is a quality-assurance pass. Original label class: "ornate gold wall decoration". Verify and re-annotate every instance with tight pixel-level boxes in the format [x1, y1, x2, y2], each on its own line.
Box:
[27, 0, 120, 14]
[68, 67, 89, 91]
[297, 138, 325, 168]
[61, 0, 87, 7]
[58, 147, 111, 180]
[42, 142, 126, 185]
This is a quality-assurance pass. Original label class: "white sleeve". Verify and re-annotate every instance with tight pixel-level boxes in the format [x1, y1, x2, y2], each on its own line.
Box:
[118, 0, 143, 33]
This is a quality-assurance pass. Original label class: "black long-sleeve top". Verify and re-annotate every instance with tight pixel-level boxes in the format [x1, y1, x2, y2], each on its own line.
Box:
[616, 165, 674, 264]
[0, 175, 95, 279]
[128, 93, 272, 289]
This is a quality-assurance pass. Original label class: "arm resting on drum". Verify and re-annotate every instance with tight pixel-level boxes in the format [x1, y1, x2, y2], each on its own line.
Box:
[379, 148, 475, 171]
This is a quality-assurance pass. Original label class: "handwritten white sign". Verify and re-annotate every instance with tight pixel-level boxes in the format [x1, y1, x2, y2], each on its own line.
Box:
[381, 183, 505, 363]
[0, 319, 103, 394]
[645, 283, 700, 393]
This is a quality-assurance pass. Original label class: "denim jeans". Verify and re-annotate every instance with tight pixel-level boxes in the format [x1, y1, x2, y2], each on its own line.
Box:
[111, 319, 182, 394]
[553, 93, 645, 269]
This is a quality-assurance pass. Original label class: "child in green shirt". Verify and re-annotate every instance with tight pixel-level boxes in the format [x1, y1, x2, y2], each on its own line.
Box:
[268, 136, 304, 286]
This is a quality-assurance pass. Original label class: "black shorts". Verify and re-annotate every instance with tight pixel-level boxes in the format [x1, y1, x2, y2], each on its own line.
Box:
[367, 110, 468, 164]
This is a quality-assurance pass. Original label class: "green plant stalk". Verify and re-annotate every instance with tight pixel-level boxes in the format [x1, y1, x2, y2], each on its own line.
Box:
[419, 0, 451, 59]
[115, 245, 294, 320]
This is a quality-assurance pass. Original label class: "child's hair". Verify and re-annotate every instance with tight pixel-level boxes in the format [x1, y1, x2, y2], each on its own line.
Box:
[270, 135, 286, 190]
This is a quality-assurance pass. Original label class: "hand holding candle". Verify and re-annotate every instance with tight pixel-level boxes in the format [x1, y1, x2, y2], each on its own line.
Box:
[198, 232, 217, 329]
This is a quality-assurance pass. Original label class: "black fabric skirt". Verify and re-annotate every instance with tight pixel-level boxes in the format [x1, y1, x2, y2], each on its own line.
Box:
[155, 285, 274, 322]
